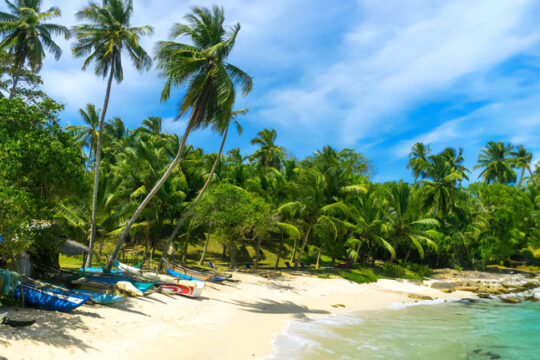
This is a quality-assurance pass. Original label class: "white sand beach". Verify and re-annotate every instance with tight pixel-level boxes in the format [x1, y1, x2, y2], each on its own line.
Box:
[0, 272, 474, 360]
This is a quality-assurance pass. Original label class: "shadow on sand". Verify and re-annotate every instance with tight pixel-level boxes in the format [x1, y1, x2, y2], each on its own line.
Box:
[0, 307, 99, 351]
[229, 298, 330, 318]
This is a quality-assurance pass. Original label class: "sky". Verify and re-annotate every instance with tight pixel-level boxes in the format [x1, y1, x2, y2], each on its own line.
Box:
[10, 0, 540, 182]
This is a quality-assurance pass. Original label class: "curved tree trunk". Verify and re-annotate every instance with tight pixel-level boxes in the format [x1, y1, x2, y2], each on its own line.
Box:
[290, 238, 298, 262]
[107, 120, 195, 269]
[254, 238, 261, 269]
[86, 66, 115, 267]
[518, 167, 526, 187]
[275, 233, 284, 269]
[315, 246, 322, 269]
[294, 220, 314, 268]
[157, 122, 230, 271]
[198, 231, 211, 265]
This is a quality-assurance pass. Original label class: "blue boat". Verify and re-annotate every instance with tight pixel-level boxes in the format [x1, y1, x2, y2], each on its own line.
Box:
[43, 282, 124, 305]
[163, 258, 229, 282]
[79, 273, 155, 293]
[14, 282, 89, 312]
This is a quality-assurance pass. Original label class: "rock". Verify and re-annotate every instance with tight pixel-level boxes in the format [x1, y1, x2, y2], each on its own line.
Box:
[478, 293, 492, 299]
[331, 304, 346, 308]
[500, 296, 521, 304]
[408, 294, 433, 301]
[454, 286, 480, 292]
[440, 288, 455, 293]
[431, 282, 455, 290]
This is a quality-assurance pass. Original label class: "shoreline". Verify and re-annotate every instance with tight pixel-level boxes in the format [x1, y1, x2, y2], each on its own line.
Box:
[0, 271, 536, 360]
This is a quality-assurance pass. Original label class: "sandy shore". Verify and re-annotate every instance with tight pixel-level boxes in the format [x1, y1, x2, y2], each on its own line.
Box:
[0, 271, 475, 360]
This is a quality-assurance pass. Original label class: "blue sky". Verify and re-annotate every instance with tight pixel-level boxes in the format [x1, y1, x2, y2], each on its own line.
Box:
[24, 0, 540, 182]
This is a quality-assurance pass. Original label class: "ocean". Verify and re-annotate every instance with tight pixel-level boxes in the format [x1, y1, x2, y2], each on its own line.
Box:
[267, 297, 540, 359]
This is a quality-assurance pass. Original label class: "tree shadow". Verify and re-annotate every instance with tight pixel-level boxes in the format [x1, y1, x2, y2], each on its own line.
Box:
[0, 307, 98, 351]
[229, 299, 330, 318]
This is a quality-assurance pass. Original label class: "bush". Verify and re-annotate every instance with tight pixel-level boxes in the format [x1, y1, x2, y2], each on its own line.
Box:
[406, 263, 432, 278]
[381, 263, 407, 278]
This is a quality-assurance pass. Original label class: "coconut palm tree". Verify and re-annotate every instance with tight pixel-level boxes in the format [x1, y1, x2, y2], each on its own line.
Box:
[249, 128, 284, 169]
[72, 0, 153, 267]
[511, 145, 533, 187]
[0, 0, 70, 98]
[158, 109, 247, 267]
[474, 141, 516, 184]
[107, 6, 252, 268]
[383, 181, 439, 260]
[67, 104, 100, 173]
[407, 142, 431, 182]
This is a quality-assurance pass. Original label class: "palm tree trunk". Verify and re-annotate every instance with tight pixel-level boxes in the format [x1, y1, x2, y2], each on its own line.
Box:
[86, 66, 115, 267]
[107, 120, 195, 269]
[275, 233, 284, 269]
[290, 238, 297, 262]
[295, 220, 314, 268]
[315, 246, 322, 269]
[518, 167, 526, 187]
[157, 122, 230, 271]
[254, 238, 261, 269]
[9, 60, 22, 100]
[198, 231, 211, 265]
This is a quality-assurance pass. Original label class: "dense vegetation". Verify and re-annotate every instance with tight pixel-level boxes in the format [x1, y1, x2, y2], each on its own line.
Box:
[0, 1, 538, 274]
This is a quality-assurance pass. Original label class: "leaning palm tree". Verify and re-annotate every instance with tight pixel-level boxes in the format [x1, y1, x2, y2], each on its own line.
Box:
[107, 6, 252, 268]
[158, 109, 247, 268]
[474, 141, 516, 184]
[0, 0, 69, 98]
[67, 104, 100, 173]
[511, 145, 533, 187]
[72, 0, 153, 267]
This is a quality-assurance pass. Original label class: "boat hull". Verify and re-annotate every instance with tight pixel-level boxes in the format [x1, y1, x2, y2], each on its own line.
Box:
[14, 283, 89, 312]
[159, 281, 204, 298]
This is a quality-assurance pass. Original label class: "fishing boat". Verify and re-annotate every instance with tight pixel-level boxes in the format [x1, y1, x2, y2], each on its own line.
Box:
[13, 280, 89, 312]
[44, 282, 124, 305]
[116, 261, 204, 298]
[45, 268, 155, 294]
[159, 281, 204, 298]
[162, 258, 229, 282]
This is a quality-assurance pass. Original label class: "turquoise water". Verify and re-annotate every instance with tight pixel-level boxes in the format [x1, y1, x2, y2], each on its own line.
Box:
[268, 299, 540, 359]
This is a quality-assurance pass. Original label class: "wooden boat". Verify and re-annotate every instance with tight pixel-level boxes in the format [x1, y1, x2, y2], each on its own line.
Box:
[162, 258, 229, 282]
[44, 268, 155, 294]
[13, 280, 89, 312]
[44, 282, 124, 305]
[116, 261, 204, 298]
[159, 281, 204, 298]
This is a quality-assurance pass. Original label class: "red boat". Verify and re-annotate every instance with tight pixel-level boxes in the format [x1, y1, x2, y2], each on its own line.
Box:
[159, 280, 204, 298]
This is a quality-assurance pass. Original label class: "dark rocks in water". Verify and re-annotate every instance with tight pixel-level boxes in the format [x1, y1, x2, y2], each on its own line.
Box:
[486, 351, 501, 359]
[500, 296, 521, 304]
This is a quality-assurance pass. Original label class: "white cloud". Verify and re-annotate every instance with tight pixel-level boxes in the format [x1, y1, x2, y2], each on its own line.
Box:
[260, 0, 540, 147]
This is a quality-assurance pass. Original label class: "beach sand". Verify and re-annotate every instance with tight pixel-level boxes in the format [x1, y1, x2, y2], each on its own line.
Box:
[0, 272, 474, 360]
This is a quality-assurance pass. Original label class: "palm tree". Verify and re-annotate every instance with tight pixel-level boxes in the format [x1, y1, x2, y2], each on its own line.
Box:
[474, 141, 516, 184]
[249, 128, 284, 169]
[0, 0, 69, 98]
[383, 181, 439, 260]
[407, 143, 430, 182]
[158, 109, 247, 268]
[67, 104, 100, 173]
[511, 145, 533, 187]
[107, 6, 252, 269]
[72, 0, 153, 267]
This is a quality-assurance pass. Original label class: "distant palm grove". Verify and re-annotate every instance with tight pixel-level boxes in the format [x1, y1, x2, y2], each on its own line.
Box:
[0, 0, 538, 275]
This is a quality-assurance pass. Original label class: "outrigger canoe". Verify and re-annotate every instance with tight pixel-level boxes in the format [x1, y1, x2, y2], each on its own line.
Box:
[116, 261, 204, 298]
[44, 283, 124, 305]
[13, 280, 89, 312]
[162, 258, 230, 282]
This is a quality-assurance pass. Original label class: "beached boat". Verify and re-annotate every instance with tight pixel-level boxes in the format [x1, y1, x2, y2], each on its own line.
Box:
[116, 261, 204, 298]
[159, 281, 204, 298]
[13, 280, 90, 312]
[162, 258, 230, 282]
[44, 282, 124, 305]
